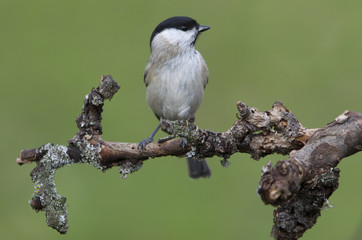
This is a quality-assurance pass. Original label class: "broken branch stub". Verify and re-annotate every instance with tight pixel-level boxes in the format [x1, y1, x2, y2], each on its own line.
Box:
[258, 111, 362, 239]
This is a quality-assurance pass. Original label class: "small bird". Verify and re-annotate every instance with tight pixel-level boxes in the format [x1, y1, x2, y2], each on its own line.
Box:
[139, 16, 211, 178]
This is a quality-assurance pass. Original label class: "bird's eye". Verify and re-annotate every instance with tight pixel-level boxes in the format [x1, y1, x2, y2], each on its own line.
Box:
[180, 26, 188, 31]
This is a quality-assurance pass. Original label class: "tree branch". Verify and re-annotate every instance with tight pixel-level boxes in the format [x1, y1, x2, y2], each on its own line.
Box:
[17, 75, 361, 238]
[258, 110, 362, 239]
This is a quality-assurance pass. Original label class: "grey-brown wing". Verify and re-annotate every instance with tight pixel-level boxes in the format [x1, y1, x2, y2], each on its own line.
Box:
[144, 62, 152, 87]
[202, 60, 209, 89]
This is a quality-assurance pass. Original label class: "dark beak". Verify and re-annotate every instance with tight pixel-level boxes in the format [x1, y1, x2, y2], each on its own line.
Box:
[198, 25, 211, 32]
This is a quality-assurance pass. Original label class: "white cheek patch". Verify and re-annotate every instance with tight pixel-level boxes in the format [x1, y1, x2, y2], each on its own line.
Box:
[154, 28, 197, 47]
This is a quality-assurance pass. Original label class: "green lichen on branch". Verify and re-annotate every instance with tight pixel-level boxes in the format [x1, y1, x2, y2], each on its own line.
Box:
[161, 119, 198, 143]
[119, 160, 143, 179]
[29, 143, 71, 234]
[71, 137, 104, 170]
[29, 138, 103, 234]
[161, 118, 199, 158]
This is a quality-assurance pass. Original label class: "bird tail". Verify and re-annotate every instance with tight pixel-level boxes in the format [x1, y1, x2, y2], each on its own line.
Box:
[187, 157, 211, 179]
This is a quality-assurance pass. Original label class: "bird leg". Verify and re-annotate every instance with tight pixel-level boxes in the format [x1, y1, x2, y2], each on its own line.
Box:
[138, 122, 161, 151]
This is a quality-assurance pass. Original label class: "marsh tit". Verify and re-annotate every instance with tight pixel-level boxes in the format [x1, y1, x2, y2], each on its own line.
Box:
[138, 16, 211, 178]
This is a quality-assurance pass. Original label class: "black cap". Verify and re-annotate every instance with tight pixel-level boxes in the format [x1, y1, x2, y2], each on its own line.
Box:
[150, 16, 204, 44]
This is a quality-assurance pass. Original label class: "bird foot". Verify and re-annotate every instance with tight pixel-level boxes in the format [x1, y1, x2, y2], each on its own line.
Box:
[138, 137, 154, 151]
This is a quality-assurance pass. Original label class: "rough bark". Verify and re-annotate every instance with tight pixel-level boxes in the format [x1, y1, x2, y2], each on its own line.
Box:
[17, 75, 361, 238]
[258, 110, 362, 239]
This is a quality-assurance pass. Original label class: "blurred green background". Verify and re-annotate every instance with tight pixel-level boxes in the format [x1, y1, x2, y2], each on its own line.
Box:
[1, 0, 361, 239]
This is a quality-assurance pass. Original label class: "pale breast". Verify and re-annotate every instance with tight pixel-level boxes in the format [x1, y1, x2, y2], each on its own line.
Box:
[146, 50, 207, 120]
